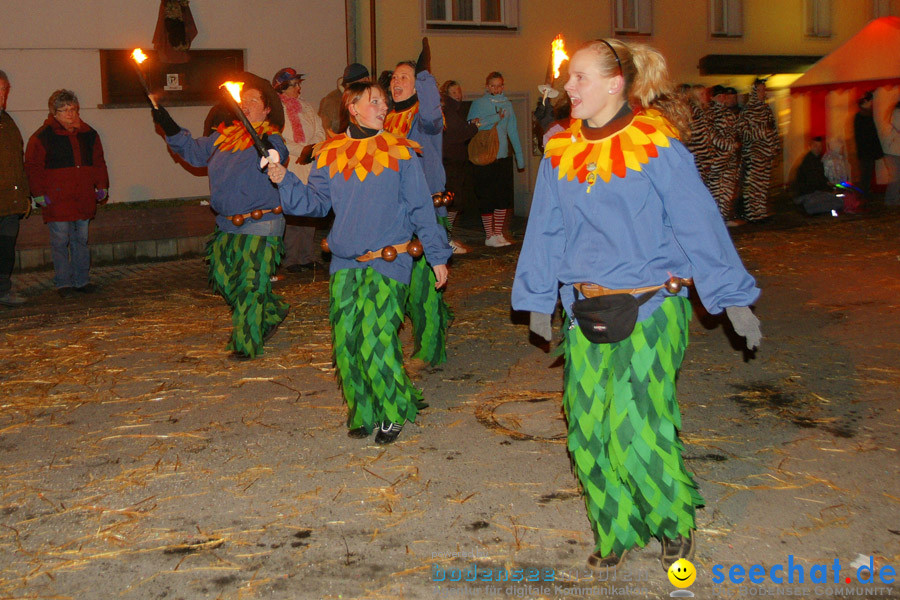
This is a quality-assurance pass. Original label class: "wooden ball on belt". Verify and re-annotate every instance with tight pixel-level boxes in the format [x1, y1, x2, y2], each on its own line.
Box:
[231, 214, 245, 226]
[441, 192, 454, 207]
[664, 277, 683, 294]
[320, 238, 330, 253]
[250, 209, 264, 220]
[381, 245, 398, 262]
[272, 205, 283, 215]
[407, 239, 424, 258]
[432, 194, 443, 208]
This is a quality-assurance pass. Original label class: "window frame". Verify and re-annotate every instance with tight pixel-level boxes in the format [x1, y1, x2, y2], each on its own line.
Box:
[612, 0, 653, 37]
[709, 0, 743, 38]
[804, 0, 833, 38]
[422, 0, 519, 32]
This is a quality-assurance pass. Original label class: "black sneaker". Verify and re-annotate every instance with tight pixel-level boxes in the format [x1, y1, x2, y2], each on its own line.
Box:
[373, 421, 403, 445]
[58, 287, 75, 298]
[347, 427, 369, 439]
[74, 283, 98, 293]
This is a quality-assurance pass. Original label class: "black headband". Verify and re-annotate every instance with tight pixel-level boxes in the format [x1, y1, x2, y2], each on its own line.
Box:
[595, 39, 623, 75]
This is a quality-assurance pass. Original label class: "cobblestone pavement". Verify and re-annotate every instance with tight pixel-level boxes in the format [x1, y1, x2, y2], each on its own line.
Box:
[1, 211, 899, 600]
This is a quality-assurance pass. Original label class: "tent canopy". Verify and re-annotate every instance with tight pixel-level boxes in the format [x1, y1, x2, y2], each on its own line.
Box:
[790, 17, 900, 93]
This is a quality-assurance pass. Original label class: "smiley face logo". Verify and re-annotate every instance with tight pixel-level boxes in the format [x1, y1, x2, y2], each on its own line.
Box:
[668, 558, 696, 588]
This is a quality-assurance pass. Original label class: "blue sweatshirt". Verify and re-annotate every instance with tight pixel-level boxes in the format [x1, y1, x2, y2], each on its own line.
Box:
[467, 92, 524, 168]
[512, 112, 759, 324]
[166, 123, 288, 234]
[276, 131, 451, 285]
[386, 71, 447, 218]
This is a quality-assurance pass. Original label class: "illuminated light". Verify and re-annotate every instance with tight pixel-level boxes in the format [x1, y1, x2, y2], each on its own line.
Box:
[831, 210, 839, 217]
[836, 193, 845, 197]
[221, 81, 245, 104]
[551, 35, 569, 80]
[131, 48, 148, 64]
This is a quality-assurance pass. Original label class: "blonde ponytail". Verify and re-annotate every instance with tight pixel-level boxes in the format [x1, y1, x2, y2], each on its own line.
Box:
[581, 40, 690, 140]
[628, 44, 690, 140]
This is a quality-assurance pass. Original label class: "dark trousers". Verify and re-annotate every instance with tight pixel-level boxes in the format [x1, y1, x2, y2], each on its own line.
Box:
[858, 157, 876, 197]
[473, 156, 514, 214]
[0, 214, 20, 294]
[443, 159, 475, 216]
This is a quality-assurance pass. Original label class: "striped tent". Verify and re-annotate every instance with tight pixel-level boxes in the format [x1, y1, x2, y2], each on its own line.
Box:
[787, 17, 900, 186]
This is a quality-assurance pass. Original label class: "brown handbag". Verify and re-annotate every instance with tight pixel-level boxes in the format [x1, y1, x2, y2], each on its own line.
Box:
[467, 123, 499, 166]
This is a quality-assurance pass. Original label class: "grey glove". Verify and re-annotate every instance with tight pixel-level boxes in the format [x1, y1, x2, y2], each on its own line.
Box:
[725, 306, 761, 350]
[529, 312, 552, 342]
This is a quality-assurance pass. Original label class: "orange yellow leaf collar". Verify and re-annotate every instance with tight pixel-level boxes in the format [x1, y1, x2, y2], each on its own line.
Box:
[213, 121, 280, 153]
[544, 110, 679, 193]
[314, 131, 421, 182]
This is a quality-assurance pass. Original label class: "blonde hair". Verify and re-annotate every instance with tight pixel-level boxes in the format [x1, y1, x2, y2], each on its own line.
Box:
[579, 39, 690, 140]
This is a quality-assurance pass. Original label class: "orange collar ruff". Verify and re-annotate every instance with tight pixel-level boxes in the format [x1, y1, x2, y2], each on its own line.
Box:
[213, 121, 280, 153]
[543, 110, 679, 193]
[314, 131, 421, 182]
[383, 103, 419, 137]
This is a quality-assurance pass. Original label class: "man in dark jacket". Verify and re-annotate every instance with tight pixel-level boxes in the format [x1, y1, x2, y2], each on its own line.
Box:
[25, 90, 108, 296]
[0, 70, 31, 306]
[794, 136, 843, 215]
[854, 91, 884, 199]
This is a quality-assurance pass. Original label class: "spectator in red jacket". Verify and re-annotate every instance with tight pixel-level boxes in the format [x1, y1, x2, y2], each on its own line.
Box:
[25, 90, 108, 296]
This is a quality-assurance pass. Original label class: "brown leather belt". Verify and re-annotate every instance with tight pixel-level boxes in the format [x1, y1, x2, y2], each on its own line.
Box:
[226, 206, 283, 226]
[356, 241, 413, 262]
[575, 277, 693, 298]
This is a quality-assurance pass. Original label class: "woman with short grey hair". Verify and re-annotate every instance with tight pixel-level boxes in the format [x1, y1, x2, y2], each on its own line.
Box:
[25, 89, 108, 296]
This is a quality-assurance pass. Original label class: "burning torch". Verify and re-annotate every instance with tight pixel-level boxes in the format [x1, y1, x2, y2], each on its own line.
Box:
[219, 81, 275, 165]
[130, 48, 158, 109]
[538, 35, 569, 103]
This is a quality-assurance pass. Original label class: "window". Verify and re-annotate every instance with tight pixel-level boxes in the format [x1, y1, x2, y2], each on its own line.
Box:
[872, 0, 894, 18]
[423, 0, 518, 31]
[613, 0, 653, 36]
[710, 0, 742, 37]
[805, 0, 832, 37]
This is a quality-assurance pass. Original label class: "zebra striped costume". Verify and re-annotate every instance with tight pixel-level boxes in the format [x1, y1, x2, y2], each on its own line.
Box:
[686, 100, 713, 186]
[706, 101, 741, 220]
[738, 96, 780, 221]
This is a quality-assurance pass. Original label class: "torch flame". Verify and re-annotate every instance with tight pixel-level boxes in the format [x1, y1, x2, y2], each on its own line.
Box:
[131, 48, 148, 64]
[221, 81, 245, 103]
[551, 35, 569, 80]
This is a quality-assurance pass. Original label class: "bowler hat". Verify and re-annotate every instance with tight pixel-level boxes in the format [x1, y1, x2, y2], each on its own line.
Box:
[342, 63, 369, 85]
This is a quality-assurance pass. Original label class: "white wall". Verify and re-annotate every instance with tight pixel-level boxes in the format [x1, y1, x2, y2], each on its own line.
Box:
[0, 0, 347, 202]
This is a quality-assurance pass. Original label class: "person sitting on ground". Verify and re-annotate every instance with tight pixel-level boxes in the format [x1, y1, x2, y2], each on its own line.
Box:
[794, 136, 844, 215]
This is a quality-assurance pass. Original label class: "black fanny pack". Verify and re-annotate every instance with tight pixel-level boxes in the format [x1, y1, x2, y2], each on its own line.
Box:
[570, 289, 657, 344]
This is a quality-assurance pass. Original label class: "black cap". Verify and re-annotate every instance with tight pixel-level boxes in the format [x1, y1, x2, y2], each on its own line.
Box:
[711, 85, 727, 97]
[342, 63, 369, 85]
